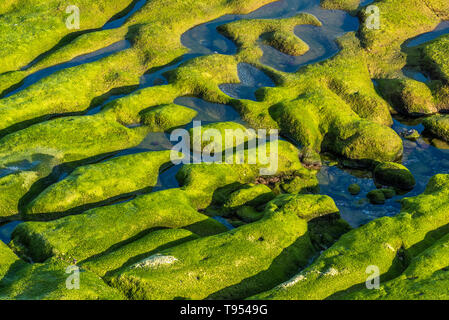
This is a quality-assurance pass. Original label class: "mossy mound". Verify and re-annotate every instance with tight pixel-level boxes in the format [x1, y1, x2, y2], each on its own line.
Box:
[108, 194, 339, 300]
[373, 162, 416, 190]
[251, 174, 449, 300]
[25, 151, 178, 216]
[223, 184, 275, 212]
[189, 121, 254, 153]
[81, 229, 199, 277]
[11, 189, 227, 263]
[140, 104, 197, 132]
[217, 13, 321, 61]
[348, 183, 361, 195]
[423, 114, 449, 142]
[236, 206, 265, 223]
[0, 0, 134, 74]
[341, 232, 449, 299]
[0, 241, 25, 279]
[367, 189, 386, 205]
[177, 140, 318, 208]
[0, 257, 124, 300]
[0, 154, 59, 220]
[377, 79, 437, 116]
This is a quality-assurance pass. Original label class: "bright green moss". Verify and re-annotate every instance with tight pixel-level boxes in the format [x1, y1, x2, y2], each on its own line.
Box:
[177, 140, 317, 208]
[271, 88, 402, 163]
[224, 184, 275, 211]
[218, 13, 320, 61]
[262, 30, 310, 56]
[377, 79, 437, 116]
[341, 232, 449, 299]
[236, 206, 264, 223]
[252, 174, 449, 300]
[359, 0, 443, 77]
[0, 154, 59, 220]
[0, 0, 276, 133]
[0, 0, 134, 74]
[108, 194, 338, 300]
[373, 162, 416, 190]
[25, 151, 179, 216]
[190, 121, 253, 152]
[0, 114, 148, 163]
[413, 34, 449, 83]
[320, 0, 361, 12]
[140, 104, 197, 132]
[11, 189, 227, 263]
[0, 241, 24, 279]
[81, 229, 199, 277]
[0, 257, 124, 300]
[423, 114, 449, 142]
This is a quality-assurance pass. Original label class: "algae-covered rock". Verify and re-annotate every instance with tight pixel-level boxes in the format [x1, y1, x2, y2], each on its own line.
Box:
[11, 189, 227, 263]
[367, 189, 386, 205]
[0, 241, 25, 279]
[341, 232, 449, 299]
[236, 206, 264, 223]
[0, 257, 124, 300]
[0, 154, 58, 220]
[189, 121, 254, 153]
[177, 140, 317, 208]
[140, 104, 197, 132]
[252, 174, 449, 300]
[108, 194, 339, 300]
[223, 184, 275, 212]
[348, 184, 361, 195]
[400, 129, 420, 140]
[81, 229, 199, 277]
[373, 162, 416, 190]
[423, 114, 449, 142]
[377, 79, 437, 116]
[262, 31, 309, 56]
[25, 151, 178, 216]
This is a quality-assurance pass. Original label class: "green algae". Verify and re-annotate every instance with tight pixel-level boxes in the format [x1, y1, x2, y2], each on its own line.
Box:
[0, 0, 134, 74]
[0, 0, 277, 134]
[251, 174, 449, 300]
[348, 183, 361, 195]
[373, 162, 416, 190]
[140, 104, 197, 132]
[0, 257, 125, 300]
[224, 184, 275, 212]
[0, 241, 25, 279]
[25, 151, 179, 216]
[217, 13, 321, 61]
[0, 154, 59, 220]
[108, 194, 339, 300]
[0, 114, 148, 163]
[341, 232, 449, 299]
[377, 79, 437, 116]
[410, 34, 449, 83]
[236, 206, 265, 223]
[11, 189, 227, 263]
[367, 189, 386, 205]
[189, 121, 253, 153]
[177, 140, 318, 208]
[81, 229, 199, 277]
[423, 114, 449, 142]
